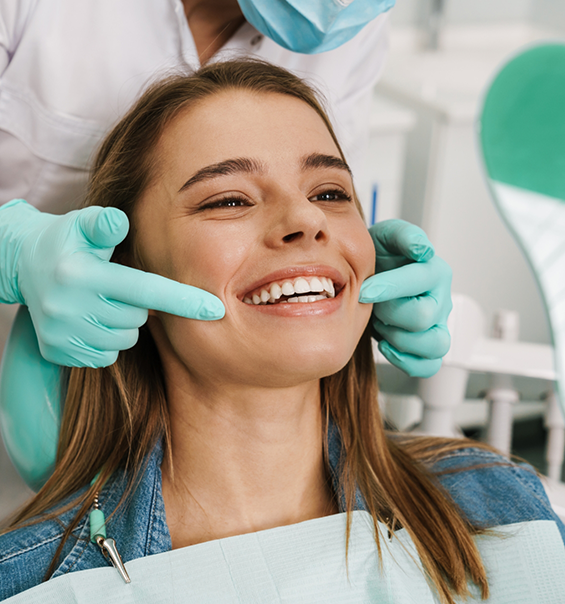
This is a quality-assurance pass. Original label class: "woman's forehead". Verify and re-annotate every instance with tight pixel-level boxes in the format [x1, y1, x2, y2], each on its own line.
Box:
[157, 90, 340, 172]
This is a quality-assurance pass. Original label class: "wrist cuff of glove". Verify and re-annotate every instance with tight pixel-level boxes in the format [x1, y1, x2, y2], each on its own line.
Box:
[0, 199, 38, 305]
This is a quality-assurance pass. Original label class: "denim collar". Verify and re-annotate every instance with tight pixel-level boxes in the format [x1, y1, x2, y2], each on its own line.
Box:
[50, 419, 364, 577]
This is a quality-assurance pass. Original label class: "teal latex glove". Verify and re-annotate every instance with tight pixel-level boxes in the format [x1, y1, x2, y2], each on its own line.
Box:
[359, 219, 452, 378]
[0, 306, 61, 491]
[0, 199, 225, 367]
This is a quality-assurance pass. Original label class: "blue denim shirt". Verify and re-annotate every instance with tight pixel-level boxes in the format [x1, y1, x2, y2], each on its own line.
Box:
[1, 429, 564, 601]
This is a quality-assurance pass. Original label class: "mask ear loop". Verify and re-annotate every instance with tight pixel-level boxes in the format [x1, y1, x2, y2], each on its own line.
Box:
[89, 472, 131, 584]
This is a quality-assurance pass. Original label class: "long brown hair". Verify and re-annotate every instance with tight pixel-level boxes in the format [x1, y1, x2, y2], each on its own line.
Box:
[7, 60, 496, 603]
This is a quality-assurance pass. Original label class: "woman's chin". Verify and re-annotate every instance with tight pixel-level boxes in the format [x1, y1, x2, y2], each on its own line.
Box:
[239, 352, 353, 389]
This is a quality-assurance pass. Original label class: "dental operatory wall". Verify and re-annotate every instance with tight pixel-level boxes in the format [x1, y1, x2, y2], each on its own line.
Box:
[392, 0, 565, 31]
[534, 0, 565, 32]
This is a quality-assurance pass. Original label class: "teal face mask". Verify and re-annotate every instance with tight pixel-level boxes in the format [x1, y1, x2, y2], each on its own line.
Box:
[237, 0, 396, 54]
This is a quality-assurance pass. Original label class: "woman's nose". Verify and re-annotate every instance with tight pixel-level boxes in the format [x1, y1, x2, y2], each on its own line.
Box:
[265, 193, 329, 248]
[281, 228, 324, 244]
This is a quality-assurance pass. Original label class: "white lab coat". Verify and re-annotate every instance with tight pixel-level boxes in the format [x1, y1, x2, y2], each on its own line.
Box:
[0, 0, 389, 214]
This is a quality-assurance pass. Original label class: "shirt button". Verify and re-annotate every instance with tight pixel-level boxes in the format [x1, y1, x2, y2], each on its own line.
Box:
[250, 35, 263, 46]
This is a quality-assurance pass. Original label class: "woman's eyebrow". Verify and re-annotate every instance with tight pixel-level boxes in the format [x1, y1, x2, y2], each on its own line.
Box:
[177, 154, 349, 194]
[178, 157, 264, 193]
[301, 153, 351, 175]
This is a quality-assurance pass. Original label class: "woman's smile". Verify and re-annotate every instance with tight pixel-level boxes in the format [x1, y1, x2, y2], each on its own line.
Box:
[240, 265, 345, 315]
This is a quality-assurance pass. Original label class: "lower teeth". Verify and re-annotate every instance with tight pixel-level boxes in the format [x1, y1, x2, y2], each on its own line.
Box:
[278, 294, 326, 304]
[243, 293, 329, 305]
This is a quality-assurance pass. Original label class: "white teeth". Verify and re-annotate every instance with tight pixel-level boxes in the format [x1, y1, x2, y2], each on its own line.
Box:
[282, 281, 294, 296]
[294, 277, 310, 294]
[245, 275, 337, 305]
[309, 277, 324, 292]
[270, 283, 282, 301]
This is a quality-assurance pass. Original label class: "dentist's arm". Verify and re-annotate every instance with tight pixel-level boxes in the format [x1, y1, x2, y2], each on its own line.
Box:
[0, 200, 225, 367]
[0, 305, 61, 491]
[359, 220, 452, 378]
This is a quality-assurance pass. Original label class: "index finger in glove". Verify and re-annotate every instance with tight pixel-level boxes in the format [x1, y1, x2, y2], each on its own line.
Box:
[99, 263, 225, 320]
[85, 299, 149, 329]
[359, 256, 452, 304]
[369, 219, 435, 262]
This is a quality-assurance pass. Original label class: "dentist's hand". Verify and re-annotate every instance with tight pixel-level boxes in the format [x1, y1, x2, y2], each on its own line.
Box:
[0, 199, 225, 367]
[359, 219, 452, 378]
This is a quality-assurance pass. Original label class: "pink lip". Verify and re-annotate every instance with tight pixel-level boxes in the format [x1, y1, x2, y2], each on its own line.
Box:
[239, 265, 346, 300]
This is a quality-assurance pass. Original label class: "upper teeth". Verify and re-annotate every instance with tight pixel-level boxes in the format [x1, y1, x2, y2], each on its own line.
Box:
[243, 276, 336, 305]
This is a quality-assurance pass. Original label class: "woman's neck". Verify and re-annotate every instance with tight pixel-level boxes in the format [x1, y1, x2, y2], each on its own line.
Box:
[161, 380, 337, 549]
[182, 0, 246, 64]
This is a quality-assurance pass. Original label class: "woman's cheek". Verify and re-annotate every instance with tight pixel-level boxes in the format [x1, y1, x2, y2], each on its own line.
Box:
[170, 224, 252, 294]
[343, 220, 376, 285]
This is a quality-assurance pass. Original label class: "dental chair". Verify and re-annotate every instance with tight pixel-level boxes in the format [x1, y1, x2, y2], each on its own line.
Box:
[479, 40, 565, 440]
[412, 42, 565, 518]
[479, 39, 565, 515]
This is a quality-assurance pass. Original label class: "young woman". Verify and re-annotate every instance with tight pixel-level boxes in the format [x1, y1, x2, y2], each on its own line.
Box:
[0, 59, 563, 604]
[0, 0, 452, 493]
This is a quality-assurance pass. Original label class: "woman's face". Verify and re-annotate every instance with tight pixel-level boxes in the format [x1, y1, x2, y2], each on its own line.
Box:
[135, 90, 374, 390]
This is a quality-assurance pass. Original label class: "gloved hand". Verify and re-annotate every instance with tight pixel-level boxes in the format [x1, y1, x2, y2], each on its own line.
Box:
[359, 219, 452, 378]
[0, 199, 225, 367]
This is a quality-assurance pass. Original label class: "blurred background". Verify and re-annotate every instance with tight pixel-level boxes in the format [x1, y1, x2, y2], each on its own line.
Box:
[361, 0, 565, 501]
[362, 0, 564, 349]
[2, 0, 565, 523]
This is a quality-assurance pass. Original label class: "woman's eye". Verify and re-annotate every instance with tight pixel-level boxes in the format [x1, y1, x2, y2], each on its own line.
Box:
[200, 196, 251, 210]
[310, 189, 352, 203]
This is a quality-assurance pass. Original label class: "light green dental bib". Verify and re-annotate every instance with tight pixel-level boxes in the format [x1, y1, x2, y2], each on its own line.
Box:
[5, 512, 565, 603]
